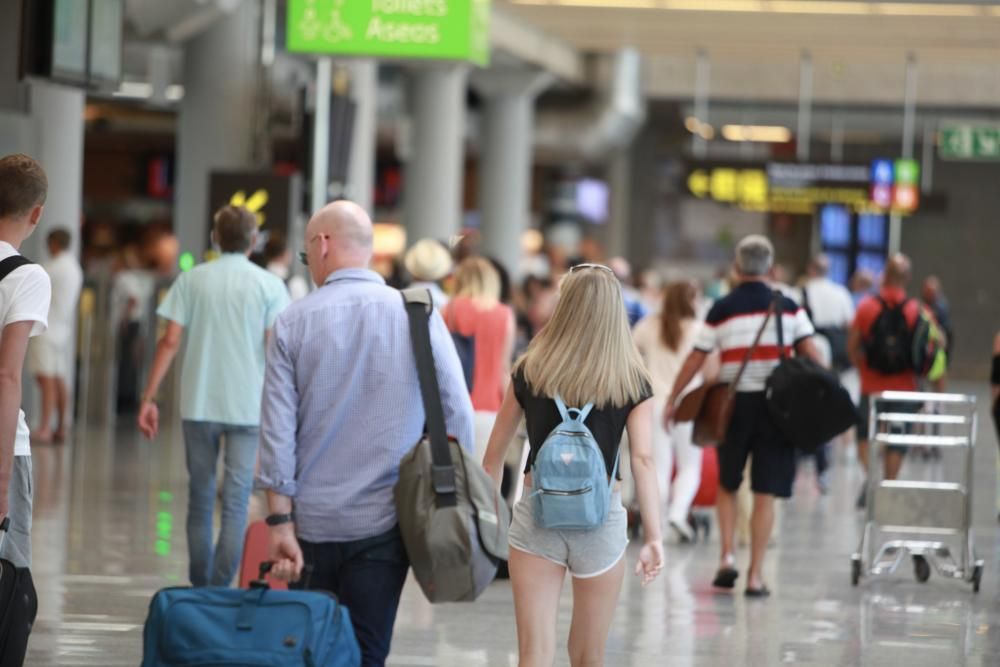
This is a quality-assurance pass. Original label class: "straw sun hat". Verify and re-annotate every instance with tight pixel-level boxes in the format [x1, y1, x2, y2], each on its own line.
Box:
[404, 239, 454, 282]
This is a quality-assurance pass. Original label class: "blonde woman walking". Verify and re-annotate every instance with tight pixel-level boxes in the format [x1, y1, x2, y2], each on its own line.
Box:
[483, 264, 664, 667]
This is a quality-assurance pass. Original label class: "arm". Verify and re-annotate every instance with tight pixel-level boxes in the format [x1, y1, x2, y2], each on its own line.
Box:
[626, 399, 664, 584]
[257, 320, 305, 582]
[847, 327, 865, 369]
[500, 308, 516, 391]
[794, 336, 824, 365]
[0, 322, 33, 520]
[481, 384, 523, 489]
[137, 320, 184, 439]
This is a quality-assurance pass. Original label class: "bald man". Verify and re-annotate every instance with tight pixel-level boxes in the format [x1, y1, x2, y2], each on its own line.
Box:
[848, 253, 922, 507]
[257, 201, 474, 666]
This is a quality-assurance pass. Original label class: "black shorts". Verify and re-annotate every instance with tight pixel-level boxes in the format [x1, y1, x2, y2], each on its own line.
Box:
[857, 395, 920, 453]
[718, 392, 796, 499]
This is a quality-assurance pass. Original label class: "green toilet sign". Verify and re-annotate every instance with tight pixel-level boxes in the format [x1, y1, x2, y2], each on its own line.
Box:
[286, 0, 490, 66]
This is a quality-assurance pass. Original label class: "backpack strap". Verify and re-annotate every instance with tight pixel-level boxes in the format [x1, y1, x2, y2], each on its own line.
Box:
[0, 256, 32, 283]
[554, 395, 594, 424]
[402, 288, 457, 508]
[773, 292, 787, 359]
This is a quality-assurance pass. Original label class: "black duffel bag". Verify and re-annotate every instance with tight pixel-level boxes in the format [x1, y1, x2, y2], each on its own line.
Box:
[765, 294, 856, 453]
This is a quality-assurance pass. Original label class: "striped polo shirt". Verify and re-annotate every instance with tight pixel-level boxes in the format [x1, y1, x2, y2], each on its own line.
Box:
[695, 280, 815, 392]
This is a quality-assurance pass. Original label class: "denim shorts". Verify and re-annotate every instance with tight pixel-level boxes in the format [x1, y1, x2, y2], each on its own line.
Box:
[507, 485, 628, 578]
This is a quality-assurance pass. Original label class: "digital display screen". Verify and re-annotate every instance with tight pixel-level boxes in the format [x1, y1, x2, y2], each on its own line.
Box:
[577, 178, 609, 224]
[820, 204, 851, 249]
[857, 251, 887, 278]
[858, 213, 887, 249]
[51, 0, 88, 82]
[89, 0, 124, 85]
[827, 252, 850, 286]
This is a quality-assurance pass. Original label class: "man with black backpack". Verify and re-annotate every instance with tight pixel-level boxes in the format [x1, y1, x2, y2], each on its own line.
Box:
[848, 254, 922, 507]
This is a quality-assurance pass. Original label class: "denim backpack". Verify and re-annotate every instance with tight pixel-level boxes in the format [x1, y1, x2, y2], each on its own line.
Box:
[530, 396, 617, 530]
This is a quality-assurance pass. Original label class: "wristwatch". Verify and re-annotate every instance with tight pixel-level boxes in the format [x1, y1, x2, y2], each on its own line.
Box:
[265, 513, 293, 527]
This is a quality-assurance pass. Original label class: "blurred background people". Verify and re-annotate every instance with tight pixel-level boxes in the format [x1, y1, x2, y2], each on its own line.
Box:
[29, 229, 83, 443]
[800, 254, 854, 373]
[263, 234, 309, 302]
[404, 238, 453, 309]
[443, 257, 516, 463]
[633, 280, 707, 542]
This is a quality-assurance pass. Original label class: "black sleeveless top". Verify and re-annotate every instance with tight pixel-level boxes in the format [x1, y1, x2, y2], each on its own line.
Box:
[512, 369, 652, 479]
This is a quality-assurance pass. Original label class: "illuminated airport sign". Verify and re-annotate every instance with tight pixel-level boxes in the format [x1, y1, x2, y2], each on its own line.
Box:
[286, 0, 490, 66]
[686, 160, 920, 215]
[939, 123, 1000, 161]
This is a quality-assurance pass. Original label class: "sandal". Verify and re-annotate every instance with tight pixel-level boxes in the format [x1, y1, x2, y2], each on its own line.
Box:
[745, 586, 771, 598]
[712, 567, 739, 589]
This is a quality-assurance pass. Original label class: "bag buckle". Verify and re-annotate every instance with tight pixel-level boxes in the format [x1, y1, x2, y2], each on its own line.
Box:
[432, 465, 457, 496]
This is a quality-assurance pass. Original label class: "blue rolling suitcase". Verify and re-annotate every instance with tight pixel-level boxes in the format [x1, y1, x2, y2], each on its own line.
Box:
[141, 564, 360, 667]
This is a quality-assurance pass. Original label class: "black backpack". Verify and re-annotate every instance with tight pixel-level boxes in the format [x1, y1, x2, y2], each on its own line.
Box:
[864, 297, 915, 374]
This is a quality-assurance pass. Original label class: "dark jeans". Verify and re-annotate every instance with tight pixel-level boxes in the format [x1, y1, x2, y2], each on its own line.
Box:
[293, 526, 409, 667]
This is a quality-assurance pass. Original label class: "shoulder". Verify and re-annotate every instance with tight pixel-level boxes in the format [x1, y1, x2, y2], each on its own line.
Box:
[780, 294, 802, 313]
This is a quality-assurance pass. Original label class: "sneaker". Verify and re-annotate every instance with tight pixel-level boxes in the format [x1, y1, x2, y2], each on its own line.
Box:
[669, 518, 696, 543]
[817, 472, 830, 496]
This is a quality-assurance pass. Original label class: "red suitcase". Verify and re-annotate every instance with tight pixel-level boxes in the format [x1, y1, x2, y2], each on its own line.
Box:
[691, 446, 719, 508]
[238, 521, 287, 590]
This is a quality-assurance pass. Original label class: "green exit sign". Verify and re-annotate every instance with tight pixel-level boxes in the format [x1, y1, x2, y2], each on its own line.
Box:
[286, 0, 490, 66]
[939, 124, 1000, 161]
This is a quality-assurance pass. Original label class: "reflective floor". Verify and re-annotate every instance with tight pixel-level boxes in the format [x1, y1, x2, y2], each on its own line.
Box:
[23, 382, 1000, 666]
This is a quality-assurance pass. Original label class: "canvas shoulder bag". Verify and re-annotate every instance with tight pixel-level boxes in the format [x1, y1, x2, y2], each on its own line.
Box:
[675, 297, 778, 447]
[394, 288, 510, 604]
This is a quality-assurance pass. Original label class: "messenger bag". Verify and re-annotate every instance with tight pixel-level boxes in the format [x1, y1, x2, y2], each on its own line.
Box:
[394, 289, 510, 603]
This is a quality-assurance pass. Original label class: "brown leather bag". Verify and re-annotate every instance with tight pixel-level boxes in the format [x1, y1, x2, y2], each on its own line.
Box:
[675, 299, 778, 447]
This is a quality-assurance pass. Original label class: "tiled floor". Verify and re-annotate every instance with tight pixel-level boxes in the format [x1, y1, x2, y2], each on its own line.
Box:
[22, 382, 1000, 666]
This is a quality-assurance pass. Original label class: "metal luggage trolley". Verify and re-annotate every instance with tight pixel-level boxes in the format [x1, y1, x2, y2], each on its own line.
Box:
[851, 391, 984, 592]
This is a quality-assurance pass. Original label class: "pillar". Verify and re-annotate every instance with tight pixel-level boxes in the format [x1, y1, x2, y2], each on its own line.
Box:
[347, 60, 377, 214]
[403, 65, 468, 244]
[174, 1, 260, 261]
[607, 146, 633, 260]
[22, 82, 85, 260]
[473, 71, 551, 280]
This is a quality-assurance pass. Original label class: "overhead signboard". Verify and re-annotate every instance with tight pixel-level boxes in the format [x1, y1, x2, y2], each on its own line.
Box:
[939, 123, 1000, 161]
[286, 0, 490, 66]
[686, 160, 920, 215]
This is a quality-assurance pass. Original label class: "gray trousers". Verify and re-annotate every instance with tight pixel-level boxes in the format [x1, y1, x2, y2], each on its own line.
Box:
[0, 456, 32, 568]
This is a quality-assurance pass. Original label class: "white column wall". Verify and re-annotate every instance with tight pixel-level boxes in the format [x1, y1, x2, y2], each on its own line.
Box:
[174, 1, 260, 260]
[403, 65, 468, 244]
[348, 60, 377, 214]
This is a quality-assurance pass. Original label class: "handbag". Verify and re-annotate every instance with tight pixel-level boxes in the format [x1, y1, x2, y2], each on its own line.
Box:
[394, 289, 510, 603]
[766, 296, 856, 453]
[675, 300, 778, 447]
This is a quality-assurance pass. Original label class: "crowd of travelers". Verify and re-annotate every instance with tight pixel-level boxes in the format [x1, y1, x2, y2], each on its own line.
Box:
[0, 150, 986, 667]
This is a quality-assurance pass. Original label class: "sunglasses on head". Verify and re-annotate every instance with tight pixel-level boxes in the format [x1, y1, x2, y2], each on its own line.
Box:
[569, 263, 615, 275]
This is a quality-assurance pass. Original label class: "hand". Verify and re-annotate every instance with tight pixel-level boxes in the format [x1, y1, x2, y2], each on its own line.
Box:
[137, 401, 160, 440]
[268, 524, 304, 583]
[663, 400, 678, 429]
[635, 540, 664, 586]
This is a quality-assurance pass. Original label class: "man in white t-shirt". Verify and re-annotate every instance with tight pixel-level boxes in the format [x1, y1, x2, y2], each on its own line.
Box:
[0, 154, 52, 569]
[29, 228, 83, 443]
[799, 254, 855, 371]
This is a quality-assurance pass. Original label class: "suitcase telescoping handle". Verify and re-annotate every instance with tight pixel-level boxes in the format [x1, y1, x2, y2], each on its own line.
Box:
[252, 561, 315, 589]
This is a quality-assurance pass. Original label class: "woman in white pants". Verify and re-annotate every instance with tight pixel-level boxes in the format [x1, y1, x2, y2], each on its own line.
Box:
[634, 281, 705, 542]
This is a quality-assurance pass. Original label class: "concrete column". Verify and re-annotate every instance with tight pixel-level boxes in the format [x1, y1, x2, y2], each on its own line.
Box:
[607, 146, 633, 260]
[20, 82, 85, 261]
[174, 1, 260, 261]
[403, 65, 468, 244]
[473, 71, 551, 280]
[347, 60, 377, 214]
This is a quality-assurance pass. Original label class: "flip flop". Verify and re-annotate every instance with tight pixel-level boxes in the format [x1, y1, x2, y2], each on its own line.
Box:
[745, 586, 771, 598]
[712, 567, 739, 589]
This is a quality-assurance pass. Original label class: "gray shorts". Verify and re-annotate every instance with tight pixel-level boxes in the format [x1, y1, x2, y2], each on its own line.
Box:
[508, 486, 628, 579]
[0, 456, 32, 568]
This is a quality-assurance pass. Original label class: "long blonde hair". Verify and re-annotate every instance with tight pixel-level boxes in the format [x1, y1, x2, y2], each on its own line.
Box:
[454, 257, 501, 303]
[515, 266, 651, 409]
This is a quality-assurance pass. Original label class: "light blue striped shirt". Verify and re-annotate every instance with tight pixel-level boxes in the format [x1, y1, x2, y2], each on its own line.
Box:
[256, 268, 475, 542]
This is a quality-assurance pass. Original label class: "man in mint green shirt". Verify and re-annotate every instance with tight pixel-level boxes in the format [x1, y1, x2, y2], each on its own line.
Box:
[138, 206, 291, 587]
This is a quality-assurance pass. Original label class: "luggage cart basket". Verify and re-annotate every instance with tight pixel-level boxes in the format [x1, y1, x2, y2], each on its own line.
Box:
[851, 391, 983, 592]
